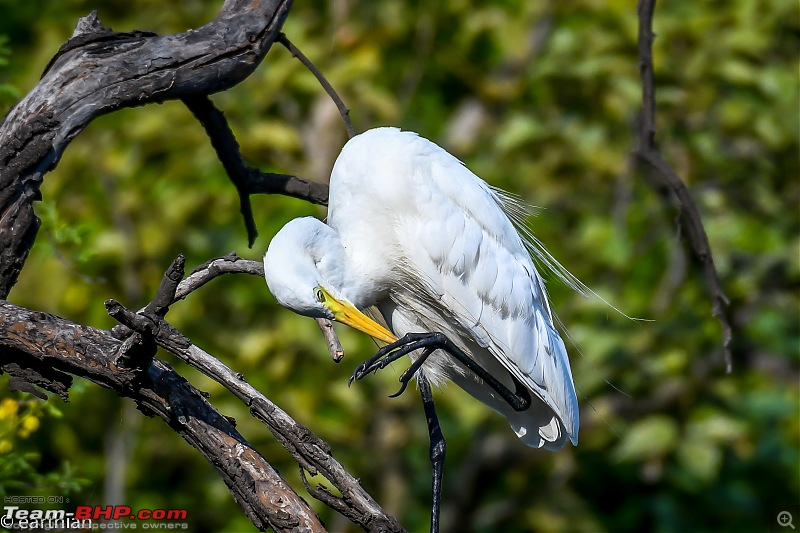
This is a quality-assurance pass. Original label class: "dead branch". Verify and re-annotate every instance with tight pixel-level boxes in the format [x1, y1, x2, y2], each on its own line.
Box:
[635, 0, 732, 372]
[0, 301, 325, 533]
[1, 248, 404, 530]
[182, 96, 329, 246]
[1, 251, 406, 531]
[315, 318, 346, 363]
[0, 0, 294, 297]
[104, 253, 401, 530]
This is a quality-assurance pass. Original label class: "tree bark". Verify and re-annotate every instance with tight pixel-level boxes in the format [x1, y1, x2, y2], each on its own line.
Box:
[0, 0, 291, 298]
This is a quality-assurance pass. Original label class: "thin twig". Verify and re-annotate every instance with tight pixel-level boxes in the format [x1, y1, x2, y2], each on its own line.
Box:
[176, 253, 263, 302]
[164, 253, 345, 363]
[278, 33, 356, 138]
[635, 0, 732, 372]
[315, 318, 345, 363]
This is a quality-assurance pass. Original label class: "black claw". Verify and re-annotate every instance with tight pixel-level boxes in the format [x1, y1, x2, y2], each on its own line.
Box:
[389, 370, 415, 398]
[388, 381, 409, 398]
[389, 348, 434, 398]
[349, 362, 369, 385]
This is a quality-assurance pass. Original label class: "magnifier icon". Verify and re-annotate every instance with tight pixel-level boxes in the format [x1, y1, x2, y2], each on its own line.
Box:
[779, 511, 795, 529]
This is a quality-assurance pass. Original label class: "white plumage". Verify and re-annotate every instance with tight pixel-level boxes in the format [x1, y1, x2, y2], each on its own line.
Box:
[264, 127, 578, 450]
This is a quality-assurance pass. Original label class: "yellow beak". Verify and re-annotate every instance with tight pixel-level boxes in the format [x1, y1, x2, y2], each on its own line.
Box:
[318, 287, 398, 344]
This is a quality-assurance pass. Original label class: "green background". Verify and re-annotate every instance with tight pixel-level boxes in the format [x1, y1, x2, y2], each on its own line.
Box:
[1, 1, 797, 531]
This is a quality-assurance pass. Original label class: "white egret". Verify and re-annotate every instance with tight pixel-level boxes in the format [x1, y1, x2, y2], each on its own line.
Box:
[263, 127, 578, 532]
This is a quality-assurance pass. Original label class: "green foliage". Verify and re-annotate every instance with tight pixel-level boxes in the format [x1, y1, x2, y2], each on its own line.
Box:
[0, 35, 20, 108]
[0, 395, 89, 496]
[1, 1, 797, 532]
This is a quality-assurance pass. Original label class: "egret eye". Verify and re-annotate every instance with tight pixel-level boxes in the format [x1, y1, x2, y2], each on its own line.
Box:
[314, 287, 325, 303]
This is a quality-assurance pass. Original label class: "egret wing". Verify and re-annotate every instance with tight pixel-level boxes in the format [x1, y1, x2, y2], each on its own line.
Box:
[391, 138, 579, 447]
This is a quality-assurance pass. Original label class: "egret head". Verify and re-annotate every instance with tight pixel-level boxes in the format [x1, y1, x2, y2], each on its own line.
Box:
[264, 217, 397, 343]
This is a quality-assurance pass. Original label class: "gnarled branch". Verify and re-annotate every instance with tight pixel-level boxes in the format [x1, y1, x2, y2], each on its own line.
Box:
[0, 300, 325, 532]
[0, 0, 293, 297]
[2, 251, 406, 531]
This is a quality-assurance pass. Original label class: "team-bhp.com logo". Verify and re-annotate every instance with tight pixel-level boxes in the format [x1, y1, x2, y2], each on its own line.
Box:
[2, 505, 189, 530]
[75, 506, 188, 522]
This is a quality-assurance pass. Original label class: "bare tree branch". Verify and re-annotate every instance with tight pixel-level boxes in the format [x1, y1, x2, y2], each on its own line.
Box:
[1, 249, 407, 531]
[0, 301, 325, 533]
[109, 253, 400, 529]
[635, 0, 732, 372]
[0, 0, 293, 297]
[183, 95, 261, 247]
[182, 96, 329, 246]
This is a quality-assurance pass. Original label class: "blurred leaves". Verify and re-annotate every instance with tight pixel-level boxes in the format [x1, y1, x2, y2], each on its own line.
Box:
[0, 394, 88, 496]
[0, 35, 20, 107]
[613, 415, 679, 464]
[1, 0, 798, 532]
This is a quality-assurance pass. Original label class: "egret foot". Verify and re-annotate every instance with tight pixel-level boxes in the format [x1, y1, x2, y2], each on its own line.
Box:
[350, 332, 532, 411]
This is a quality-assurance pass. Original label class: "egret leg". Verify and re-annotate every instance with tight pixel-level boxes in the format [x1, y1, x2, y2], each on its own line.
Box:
[418, 374, 445, 533]
[351, 332, 531, 411]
